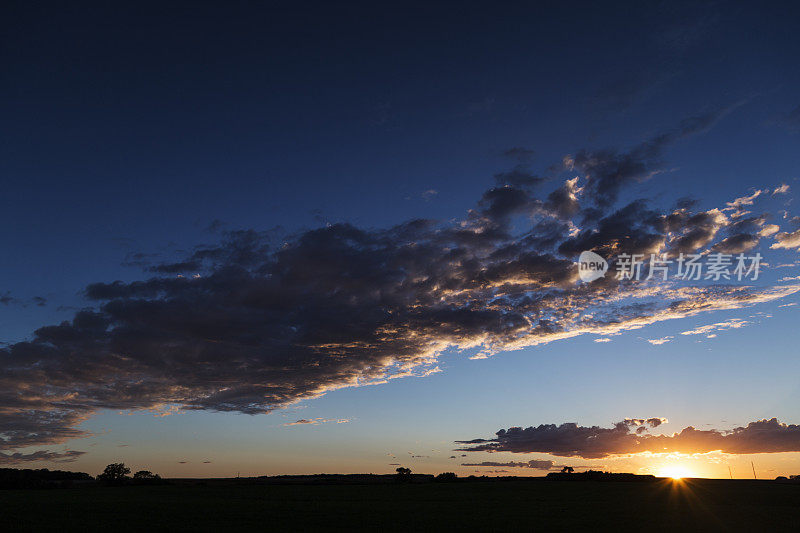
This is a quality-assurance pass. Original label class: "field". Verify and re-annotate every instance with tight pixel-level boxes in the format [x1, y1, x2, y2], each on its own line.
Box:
[2, 477, 799, 531]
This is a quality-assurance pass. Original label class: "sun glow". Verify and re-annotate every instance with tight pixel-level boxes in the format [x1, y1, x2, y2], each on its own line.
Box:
[656, 464, 694, 480]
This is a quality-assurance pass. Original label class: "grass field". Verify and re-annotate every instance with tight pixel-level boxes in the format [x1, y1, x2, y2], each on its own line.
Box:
[2, 478, 799, 531]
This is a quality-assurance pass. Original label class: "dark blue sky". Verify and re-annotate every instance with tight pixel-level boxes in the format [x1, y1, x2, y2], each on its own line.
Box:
[4, 3, 799, 274]
[3, 5, 799, 299]
[3, 2, 800, 476]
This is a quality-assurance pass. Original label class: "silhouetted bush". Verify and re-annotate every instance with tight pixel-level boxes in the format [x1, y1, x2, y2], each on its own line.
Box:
[435, 472, 458, 482]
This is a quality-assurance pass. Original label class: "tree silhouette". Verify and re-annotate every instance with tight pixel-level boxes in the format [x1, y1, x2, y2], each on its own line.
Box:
[132, 470, 162, 485]
[97, 463, 131, 485]
[395, 467, 412, 482]
[561, 466, 574, 474]
[435, 472, 457, 482]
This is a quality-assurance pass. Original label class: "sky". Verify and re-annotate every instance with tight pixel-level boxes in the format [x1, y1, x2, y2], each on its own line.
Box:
[2, 1, 800, 479]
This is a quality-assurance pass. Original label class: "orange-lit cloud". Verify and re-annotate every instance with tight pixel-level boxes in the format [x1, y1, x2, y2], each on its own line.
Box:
[457, 418, 800, 459]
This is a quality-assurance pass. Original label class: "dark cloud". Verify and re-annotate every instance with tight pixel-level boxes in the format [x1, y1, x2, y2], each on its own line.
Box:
[460, 459, 578, 471]
[0, 450, 85, 465]
[545, 178, 581, 220]
[493, 168, 543, 189]
[456, 418, 800, 458]
[569, 106, 739, 207]
[148, 260, 203, 274]
[662, 209, 728, 255]
[0, 293, 47, 308]
[559, 200, 664, 257]
[1, 114, 797, 457]
[624, 417, 667, 428]
[711, 234, 759, 254]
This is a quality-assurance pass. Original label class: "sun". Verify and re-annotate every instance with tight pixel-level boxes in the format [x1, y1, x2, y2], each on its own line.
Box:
[656, 464, 694, 480]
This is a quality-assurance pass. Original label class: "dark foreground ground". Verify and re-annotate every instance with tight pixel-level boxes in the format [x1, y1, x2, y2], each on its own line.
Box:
[2, 477, 799, 532]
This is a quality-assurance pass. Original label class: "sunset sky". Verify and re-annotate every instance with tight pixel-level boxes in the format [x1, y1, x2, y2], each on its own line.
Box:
[3, 2, 800, 479]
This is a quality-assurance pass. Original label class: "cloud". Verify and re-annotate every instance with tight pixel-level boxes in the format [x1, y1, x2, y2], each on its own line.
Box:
[284, 419, 316, 426]
[771, 229, 800, 250]
[283, 418, 350, 427]
[1, 114, 798, 456]
[711, 234, 759, 254]
[759, 224, 780, 238]
[0, 293, 49, 308]
[421, 189, 438, 201]
[567, 106, 738, 207]
[461, 460, 562, 470]
[0, 450, 86, 465]
[680, 318, 750, 337]
[664, 208, 729, 255]
[456, 418, 800, 458]
[0, 292, 15, 306]
[625, 417, 667, 428]
[726, 190, 766, 209]
[646, 337, 672, 345]
[460, 459, 596, 471]
[493, 168, 543, 189]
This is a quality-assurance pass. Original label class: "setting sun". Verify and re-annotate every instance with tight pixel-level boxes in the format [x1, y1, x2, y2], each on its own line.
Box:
[657, 465, 695, 480]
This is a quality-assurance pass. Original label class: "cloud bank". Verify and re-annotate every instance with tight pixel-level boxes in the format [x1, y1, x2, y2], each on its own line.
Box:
[460, 459, 593, 471]
[1, 111, 798, 460]
[0, 450, 85, 466]
[456, 418, 800, 458]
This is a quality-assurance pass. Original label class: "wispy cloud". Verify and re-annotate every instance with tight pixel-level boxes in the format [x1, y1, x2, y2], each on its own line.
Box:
[680, 318, 750, 337]
[283, 418, 350, 427]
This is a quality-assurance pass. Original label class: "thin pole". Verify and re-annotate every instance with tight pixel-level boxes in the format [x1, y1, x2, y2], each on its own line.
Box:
[728, 466, 733, 479]
[751, 462, 757, 480]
